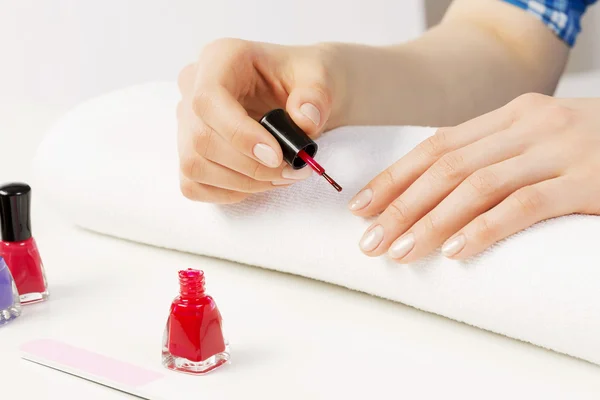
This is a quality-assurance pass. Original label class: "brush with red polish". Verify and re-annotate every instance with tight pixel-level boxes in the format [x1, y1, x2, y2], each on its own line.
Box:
[260, 109, 342, 192]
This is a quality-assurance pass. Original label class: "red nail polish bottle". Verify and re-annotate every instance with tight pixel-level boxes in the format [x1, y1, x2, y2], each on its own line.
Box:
[162, 268, 229, 374]
[0, 183, 49, 304]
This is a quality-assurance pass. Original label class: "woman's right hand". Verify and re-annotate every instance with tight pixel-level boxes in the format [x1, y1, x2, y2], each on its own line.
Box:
[177, 38, 346, 204]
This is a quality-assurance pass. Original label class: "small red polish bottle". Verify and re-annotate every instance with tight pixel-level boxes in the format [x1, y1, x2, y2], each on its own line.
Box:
[0, 183, 49, 304]
[162, 268, 229, 374]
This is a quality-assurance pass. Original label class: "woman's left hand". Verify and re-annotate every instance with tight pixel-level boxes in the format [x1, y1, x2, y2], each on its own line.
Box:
[348, 93, 600, 262]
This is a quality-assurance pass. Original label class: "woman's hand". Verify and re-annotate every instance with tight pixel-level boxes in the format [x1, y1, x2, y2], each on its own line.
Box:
[349, 93, 600, 262]
[177, 38, 346, 203]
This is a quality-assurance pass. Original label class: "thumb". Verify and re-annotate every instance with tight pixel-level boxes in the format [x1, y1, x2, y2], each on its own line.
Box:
[285, 84, 332, 138]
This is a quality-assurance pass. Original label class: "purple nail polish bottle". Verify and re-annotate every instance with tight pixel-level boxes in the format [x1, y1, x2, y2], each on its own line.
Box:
[0, 256, 21, 326]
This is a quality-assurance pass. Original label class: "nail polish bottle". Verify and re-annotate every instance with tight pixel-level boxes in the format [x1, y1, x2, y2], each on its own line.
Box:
[162, 268, 230, 374]
[0, 183, 49, 304]
[0, 257, 22, 326]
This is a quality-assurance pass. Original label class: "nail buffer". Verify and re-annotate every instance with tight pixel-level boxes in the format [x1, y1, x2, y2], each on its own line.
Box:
[20, 339, 168, 400]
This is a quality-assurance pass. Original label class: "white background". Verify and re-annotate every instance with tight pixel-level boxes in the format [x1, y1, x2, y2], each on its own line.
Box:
[0, 0, 424, 114]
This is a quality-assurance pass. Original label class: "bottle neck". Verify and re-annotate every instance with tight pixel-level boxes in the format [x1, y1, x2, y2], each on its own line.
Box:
[178, 269, 206, 299]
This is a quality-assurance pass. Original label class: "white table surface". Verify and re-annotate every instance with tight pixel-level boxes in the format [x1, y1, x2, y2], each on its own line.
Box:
[2, 83, 600, 399]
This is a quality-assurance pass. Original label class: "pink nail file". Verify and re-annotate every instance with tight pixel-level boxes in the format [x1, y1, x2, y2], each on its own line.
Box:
[20, 339, 168, 399]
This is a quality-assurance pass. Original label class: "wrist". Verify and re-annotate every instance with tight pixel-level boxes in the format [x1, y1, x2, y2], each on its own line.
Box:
[312, 41, 428, 128]
[318, 42, 412, 127]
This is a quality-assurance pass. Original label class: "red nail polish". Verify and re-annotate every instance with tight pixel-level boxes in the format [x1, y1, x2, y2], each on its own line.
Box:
[0, 183, 49, 304]
[162, 268, 230, 374]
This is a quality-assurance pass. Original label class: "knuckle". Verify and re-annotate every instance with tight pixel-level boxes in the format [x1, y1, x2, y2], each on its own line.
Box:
[387, 198, 410, 225]
[252, 163, 284, 181]
[248, 162, 264, 180]
[192, 90, 212, 119]
[511, 186, 545, 215]
[239, 176, 258, 193]
[431, 151, 465, 181]
[200, 126, 217, 158]
[466, 168, 502, 197]
[190, 128, 206, 156]
[419, 128, 451, 159]
[180, 179, 199, 201]
[512, 92, 549, 109]
[380, 168, 399, 189]
[421, 213, 439, 235]
[472, 215, 497, 242]
[180, 155, 206, 180]
[229, 120, 245, 148]
[541, 104, 574, 129]
[191, 123, 216, 158]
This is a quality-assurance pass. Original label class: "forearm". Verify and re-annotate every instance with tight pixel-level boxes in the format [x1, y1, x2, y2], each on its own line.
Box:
[333, 0, 569, 127]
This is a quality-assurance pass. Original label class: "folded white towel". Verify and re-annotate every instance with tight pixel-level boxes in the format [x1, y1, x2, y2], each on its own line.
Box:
[33, 82, 600, 365]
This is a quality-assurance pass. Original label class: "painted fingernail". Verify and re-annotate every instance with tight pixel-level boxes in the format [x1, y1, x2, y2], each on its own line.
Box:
[388, 233, 415, 259]
[348, 189, 373, 211]
[253, 143, 280, 168]
[282, 165, 312, 180]
[359, 225, 384, 252]
[441, 234, 466, 257]
[300, 103, 321, 126]
[272, 179, 296, 186]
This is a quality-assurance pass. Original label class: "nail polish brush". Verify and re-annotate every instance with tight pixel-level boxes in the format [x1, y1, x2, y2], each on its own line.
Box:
[296, 150, 342, 192]
[260, 109, 342, 192]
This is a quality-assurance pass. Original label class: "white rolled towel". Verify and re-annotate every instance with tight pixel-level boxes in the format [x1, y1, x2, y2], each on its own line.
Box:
[33, 82, 600, 365]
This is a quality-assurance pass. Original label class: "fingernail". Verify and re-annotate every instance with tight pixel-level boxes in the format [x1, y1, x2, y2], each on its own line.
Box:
[348, 189, 373, 211]
[282, 165, 312, 180]
[253, 143, 280, 168]
[300, 103, 321, 126]
[272, 179, 296, 186]
[442, 234, 466, 257]
[359, 225, 384, 252]
[388, 233, 415, 259]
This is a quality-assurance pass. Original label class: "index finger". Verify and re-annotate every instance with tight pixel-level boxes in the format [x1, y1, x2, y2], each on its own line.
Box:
[347, 101, 519, 217]
[192, 83, 283, 169]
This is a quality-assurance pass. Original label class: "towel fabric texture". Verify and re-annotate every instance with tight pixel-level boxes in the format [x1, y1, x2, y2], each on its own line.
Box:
[33, 82, 600, 365]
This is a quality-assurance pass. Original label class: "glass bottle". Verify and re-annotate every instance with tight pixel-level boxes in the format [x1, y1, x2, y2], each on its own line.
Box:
[0, 183, 49, 304]
[162, 268, 229, 374]
[0, 257, 21, 326]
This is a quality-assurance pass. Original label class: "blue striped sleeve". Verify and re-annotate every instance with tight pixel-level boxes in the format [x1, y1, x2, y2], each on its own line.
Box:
[502, 0, 597, 46]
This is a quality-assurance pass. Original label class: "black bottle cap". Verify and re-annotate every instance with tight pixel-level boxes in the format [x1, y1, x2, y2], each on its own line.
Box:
[260, 109, 318, 169]
[0, 182, 32, 242]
